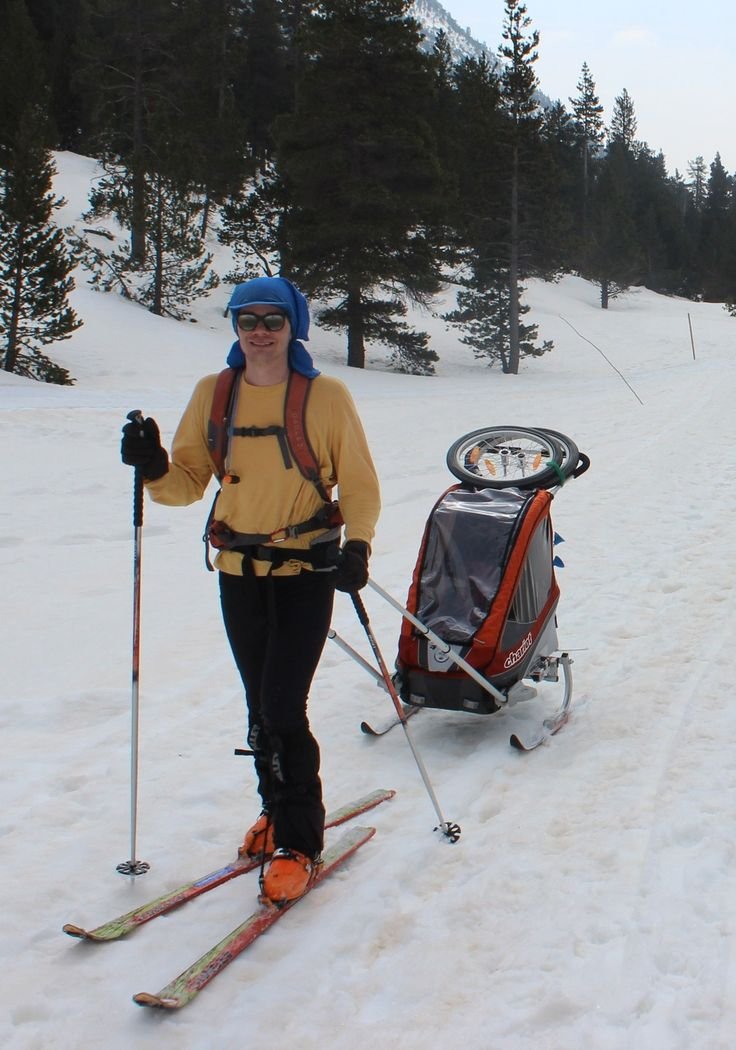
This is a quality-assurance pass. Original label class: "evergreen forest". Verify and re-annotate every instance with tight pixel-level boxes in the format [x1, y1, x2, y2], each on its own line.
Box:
[2, 0, 736, 384]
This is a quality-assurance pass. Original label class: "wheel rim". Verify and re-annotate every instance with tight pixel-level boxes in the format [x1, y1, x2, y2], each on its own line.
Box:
[448, 427, 563, 488]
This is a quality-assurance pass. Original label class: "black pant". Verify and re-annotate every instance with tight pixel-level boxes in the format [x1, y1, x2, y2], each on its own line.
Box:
[219, 568, 335, 858]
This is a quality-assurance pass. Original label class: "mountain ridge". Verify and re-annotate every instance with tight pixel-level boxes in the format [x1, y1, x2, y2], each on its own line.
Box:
[410, 0, 493, 62]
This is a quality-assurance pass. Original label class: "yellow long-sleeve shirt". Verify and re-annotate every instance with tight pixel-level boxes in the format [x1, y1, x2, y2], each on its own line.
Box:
[146, 370, 381, 576]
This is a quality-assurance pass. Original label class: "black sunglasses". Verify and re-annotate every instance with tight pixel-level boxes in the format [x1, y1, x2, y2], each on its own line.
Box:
[236, 312, 288, 332]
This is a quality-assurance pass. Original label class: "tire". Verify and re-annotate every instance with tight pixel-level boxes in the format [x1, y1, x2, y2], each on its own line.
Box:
[534, 428, 580, 481]
[446, 426, 565, 490]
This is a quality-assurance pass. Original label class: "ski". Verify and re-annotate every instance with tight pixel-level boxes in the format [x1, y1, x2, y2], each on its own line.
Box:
[509, 710, 570, 751]
[133, 825, 375, 1010]
[63, 789, 394, 942]
[360, 704, 421, 736]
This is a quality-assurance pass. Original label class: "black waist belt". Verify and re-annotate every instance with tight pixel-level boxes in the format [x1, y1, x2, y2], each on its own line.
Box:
[203, 499, 343, 572]
[234, 541, 339, 571]
[210, 511, 332, 549]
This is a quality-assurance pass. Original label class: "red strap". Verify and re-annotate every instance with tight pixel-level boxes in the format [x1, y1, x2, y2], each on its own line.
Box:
[207, 368, 240, 480]
[283, 373, 331, 502]
[207, 367, 329, 501]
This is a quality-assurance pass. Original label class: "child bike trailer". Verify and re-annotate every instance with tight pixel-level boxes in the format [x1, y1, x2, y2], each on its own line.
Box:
[391, 426, 589, 750]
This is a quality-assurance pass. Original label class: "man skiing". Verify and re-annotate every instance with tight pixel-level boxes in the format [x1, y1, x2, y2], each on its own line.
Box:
[121, 275, 380, 905]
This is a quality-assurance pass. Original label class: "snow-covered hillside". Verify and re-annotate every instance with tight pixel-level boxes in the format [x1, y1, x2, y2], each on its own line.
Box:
[4, 153, 736, 1049]
[411, 0, 492, 60]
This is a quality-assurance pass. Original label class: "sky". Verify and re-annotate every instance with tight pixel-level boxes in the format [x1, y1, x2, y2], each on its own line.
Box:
[444, 0, 736, 177]
[5, 150, 736, 1048]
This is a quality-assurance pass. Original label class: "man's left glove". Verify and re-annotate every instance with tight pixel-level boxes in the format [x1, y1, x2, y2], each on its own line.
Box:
[332, 540, 370, 593]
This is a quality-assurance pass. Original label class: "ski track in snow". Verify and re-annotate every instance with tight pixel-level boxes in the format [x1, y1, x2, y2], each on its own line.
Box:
[3, 152, 736, 1049]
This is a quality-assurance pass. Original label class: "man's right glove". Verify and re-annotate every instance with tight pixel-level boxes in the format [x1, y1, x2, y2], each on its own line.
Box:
[121, 415, 169, 481]
[333, 540, 370, 593]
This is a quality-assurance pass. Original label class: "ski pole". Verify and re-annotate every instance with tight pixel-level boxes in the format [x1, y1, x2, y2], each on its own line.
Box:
[327, 628, 388, 689]
[348, 590, 460, 843]
[367, 578, 507, 707]
[117, 411, 150, 876]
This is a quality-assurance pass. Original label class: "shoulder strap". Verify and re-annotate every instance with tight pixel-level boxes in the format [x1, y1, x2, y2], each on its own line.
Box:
[207, 367, 331, 504]
[283, 372, 331, 503]
[207, 367, 241, 482]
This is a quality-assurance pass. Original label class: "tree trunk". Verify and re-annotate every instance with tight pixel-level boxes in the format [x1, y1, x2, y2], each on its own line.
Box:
[201, 194, 211, 239]
[346, 279, 365, 369]
[129, 1, 147, 266]
[3, 237, 25, 373]
[130, 160, 147, 265]
[582, 142, 589, 242]
[151, 175, 164, 315]
[508, 142, 521, 375]
[600, 279, 609, 309]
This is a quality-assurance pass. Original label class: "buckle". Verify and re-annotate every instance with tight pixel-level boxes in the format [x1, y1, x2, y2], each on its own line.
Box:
[269, 526, 293, 543]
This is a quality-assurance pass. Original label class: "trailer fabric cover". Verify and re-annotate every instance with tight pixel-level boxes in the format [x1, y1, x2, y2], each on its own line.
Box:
[415, 487, 534, 644]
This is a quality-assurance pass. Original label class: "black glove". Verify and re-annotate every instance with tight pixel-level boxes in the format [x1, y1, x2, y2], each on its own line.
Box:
[333, 540, 370, 593]
[121, 415, 169, 481]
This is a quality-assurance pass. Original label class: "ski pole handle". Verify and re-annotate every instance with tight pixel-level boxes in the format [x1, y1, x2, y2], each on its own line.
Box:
[126, 410, 145, 529]
[349, 590, 370, 628]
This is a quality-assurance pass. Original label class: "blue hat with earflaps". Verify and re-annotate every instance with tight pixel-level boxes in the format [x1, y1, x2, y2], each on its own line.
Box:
[226, 276, 319, 378]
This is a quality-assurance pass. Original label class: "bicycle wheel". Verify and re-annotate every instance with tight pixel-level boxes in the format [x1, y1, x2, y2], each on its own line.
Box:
[446, 426, 565, 490]
[535, 428, 580, 481]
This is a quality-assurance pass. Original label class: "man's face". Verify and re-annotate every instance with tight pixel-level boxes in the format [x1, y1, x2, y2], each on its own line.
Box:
[236, 306, 291, 367]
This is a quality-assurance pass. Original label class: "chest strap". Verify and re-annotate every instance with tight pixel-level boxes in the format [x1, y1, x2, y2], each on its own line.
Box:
[208, 369, 331, 503]
[204, 368, 343, 570]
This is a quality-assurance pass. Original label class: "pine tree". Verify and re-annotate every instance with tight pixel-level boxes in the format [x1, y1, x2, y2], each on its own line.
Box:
[219, 163, 286, 281]
[24, 0, 89, 150]
[498, 0, 550, 373]
[531, 101, 579, 272]
[699, 154, 736, 302]
[428, 28, 460, 220]
[0, 114, 81, 383]
[169, 0, 250, 233]
[632, 147, 690, 293]
[273, 0, 444, 372]
[76, 0, 223, 315]
[569, 62, 604, 238]
[584, 141, 642, 307]
[609, 89, 638, 152]
[448, 52, 506, 243]
[442, 48, 551, 370]
[232, 0, 292, 166]
[687, 156, 708, 210]
[444, 270, 551, 370]
[81, 169, 219, 318]
[0, 0, 48, 163]
[78, 0, 165, 264]
[579, 90, 650, 306]
[78, 0, 213, 263]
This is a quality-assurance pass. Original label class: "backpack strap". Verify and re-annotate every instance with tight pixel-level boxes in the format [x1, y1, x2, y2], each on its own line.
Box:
[203, 367, 343, 570]
[207, 367, 241, 484]
[207, 367, 330, 497]
[282, 371, 332, 503]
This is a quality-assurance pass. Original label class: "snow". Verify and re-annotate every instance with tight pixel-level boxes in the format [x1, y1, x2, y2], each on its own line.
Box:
[409, 0, 491, 60]
[4, 152, 736, 1048]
